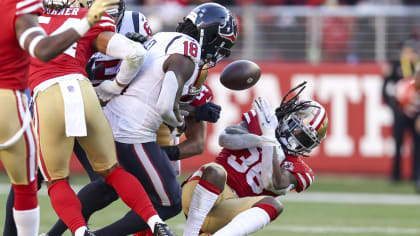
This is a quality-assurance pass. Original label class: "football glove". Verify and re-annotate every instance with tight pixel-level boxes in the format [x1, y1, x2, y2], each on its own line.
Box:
[194, 102, 221, 123]
[253, 97, 279, 146]
[85, 0, 119, 25]
[85, 60, 104, 81]
[95, 80, 124, 102]
[125, 32, 149, 44]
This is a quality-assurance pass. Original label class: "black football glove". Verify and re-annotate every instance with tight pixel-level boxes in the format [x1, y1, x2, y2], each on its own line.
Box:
[85, 59, 104, 81]
[125, 32, 148, 44]
[161, 145, 180, 161]
[195, 102, 221, 123]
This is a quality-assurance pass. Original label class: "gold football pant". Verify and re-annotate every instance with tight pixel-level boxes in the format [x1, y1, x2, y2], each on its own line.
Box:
[34, 79, 117, 181]
[0, 89, 37, 185]
[182, 163, 265, 233]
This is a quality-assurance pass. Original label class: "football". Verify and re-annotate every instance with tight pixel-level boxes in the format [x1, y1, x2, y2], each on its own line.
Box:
[220, 60, 261, 90]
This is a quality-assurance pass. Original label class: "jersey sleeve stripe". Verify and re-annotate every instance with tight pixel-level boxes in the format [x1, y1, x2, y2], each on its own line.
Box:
[297, 173, 307, 190]
[100, 16, 115, 22]
[243, 112, 251, 124]
[165, 35, 182, 54]
[250, 109, 256, 117]
[16, 2, 42, 16]
[99, 22, 116, 28]
[38, 16, 51, 24]
[16, 0, 40, 10]
[305, 172, 313, 186]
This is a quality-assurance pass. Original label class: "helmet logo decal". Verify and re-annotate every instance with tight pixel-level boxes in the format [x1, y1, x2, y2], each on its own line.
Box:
[219, 14, 237, 43]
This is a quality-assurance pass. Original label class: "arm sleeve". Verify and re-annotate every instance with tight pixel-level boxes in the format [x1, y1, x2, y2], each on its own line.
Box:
[156, 71, 183, 128]
[106, 33, 147, 85]
[218, 123, 265, 150]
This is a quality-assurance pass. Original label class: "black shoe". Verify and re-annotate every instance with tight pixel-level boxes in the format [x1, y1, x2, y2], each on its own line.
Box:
[154, 223, 177, 236]
[416, 179, 420, 193]
[84, 229, 96, 236]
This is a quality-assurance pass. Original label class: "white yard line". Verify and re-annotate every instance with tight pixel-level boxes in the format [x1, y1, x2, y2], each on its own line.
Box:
[0, 183, 419, 205]
[173, 224, 420, 235]
[278, 191, 420, 205]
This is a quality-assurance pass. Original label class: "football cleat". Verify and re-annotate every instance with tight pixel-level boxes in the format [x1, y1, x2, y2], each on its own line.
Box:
[153, 223, 177, 236]
[39, 234, 49, 236]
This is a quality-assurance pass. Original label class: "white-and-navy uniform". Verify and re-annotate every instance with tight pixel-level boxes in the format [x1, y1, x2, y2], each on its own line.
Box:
[91, 32, 202, 235]
[104, 32, 200, 143]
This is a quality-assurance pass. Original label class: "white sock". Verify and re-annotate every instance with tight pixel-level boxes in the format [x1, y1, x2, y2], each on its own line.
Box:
[13, 206, 40, 236]
[147, 214, 164, 233]
[213, 207, 271, 236]
[183, 183, 219, 236]
[74, 226, 88, 236]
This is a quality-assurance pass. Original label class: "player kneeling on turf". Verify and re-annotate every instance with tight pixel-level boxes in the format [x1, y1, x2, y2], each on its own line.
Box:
[181, 82, 329, 236]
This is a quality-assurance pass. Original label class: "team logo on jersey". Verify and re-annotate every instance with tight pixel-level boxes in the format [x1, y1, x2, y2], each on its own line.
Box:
[67, 85, 74, 92]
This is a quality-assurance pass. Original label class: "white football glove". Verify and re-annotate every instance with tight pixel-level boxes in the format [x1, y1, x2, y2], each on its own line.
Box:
[95, 80, 124, 102]
[253, 97, 279, 146]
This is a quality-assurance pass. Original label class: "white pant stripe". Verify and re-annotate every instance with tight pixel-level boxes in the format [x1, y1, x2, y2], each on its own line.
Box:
[133, 144, 172, 206]
[15, 91, 36, 182]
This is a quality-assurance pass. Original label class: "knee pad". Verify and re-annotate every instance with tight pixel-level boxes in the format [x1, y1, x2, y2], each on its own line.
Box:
[13, 180, 38, 210]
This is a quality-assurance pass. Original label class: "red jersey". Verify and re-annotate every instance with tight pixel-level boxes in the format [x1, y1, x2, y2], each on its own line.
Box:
[214, 109, 314, 197]
[191, 83, 213, 107]
[0, 0, 43, 90]
[29, 7, 115, 90]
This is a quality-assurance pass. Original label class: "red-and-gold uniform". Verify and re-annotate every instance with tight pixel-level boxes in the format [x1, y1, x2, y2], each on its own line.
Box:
[182, 109, 314, 233]
[31, 7, 118, 181]
[29, 7, 115, 90]
[0, 0, 42, 185]
[215, 109, 314, 196]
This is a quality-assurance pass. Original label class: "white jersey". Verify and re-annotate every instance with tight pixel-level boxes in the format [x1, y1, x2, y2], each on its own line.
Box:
[89, 10, 152, 85]
[103, 32, 201, 144]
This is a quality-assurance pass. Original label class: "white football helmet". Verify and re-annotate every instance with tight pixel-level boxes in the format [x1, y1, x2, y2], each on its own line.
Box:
[277, 100, 328, 156]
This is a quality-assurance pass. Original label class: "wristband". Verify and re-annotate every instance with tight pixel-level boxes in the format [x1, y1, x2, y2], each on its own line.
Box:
[71, 18, 91, 36]
[19, 27, 45, 49]
[28, 35, 44, 58]
[161, 145, 180, 161]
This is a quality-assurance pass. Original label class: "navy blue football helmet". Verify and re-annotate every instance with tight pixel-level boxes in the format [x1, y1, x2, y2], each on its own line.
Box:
[183, 3, 238, 66]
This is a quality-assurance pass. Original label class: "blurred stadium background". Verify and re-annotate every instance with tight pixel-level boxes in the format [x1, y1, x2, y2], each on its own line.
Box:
[2, 0, 420, 235]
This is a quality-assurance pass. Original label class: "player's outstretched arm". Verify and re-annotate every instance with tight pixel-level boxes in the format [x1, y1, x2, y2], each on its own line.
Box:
[156, 54, 195, 128]
[94, 31, 147, 101]
[15, 0, 119, 62]
[260, 145, 295, 196]
[219, 122, 273, 150]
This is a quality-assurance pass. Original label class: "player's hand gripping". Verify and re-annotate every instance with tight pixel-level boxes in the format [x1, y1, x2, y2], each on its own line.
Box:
[125, 32, 149, 44]
[85, 0, 119, 25]
[95, 80, 125, 102]
[253, 97, 279, 146]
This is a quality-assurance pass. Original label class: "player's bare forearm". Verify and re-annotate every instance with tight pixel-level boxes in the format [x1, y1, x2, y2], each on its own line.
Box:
[177, 116, 207, 159]
[272, 147, 298, 190]
[16, 14, 81, 62]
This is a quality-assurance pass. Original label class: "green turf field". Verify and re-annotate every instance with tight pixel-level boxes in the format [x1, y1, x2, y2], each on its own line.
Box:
[0, 174, 419, 236]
